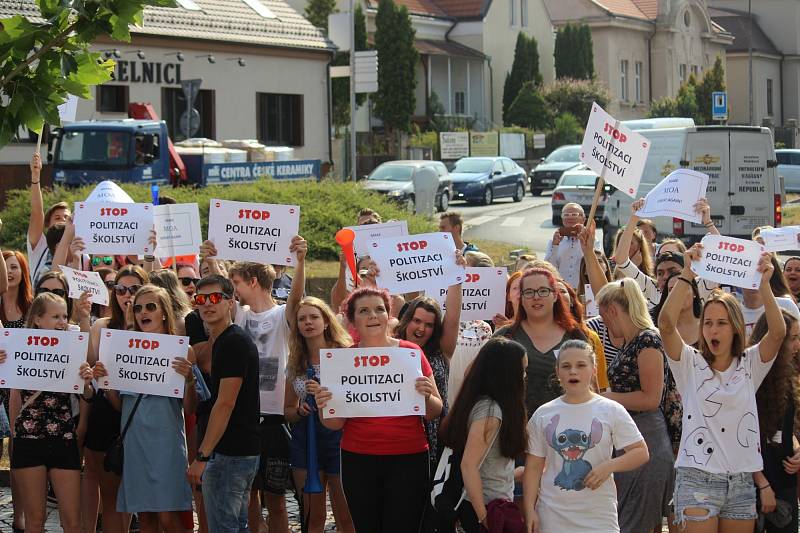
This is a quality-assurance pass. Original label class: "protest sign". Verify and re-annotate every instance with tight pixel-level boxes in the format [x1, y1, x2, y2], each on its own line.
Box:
[153, 203, 202, 258]
[60, 266, 109, 306]
[85, 181, 135, 203]
[584, 284, 599, 317]
[760, 226, 800, 253]
[691, 234, 764, 289]
[207, 199, 299, 266]
[370, 232, 465, 294]
[97, 329, 189, 398]
[74, 202, 153, 255]
[320, 347, 424, 418]
[428, 267, 506, 321]
[0, 329, 87, 394]
[345, 220, 409, 257]
[580, 103, 650, 211]
[635, 169, 709, 223]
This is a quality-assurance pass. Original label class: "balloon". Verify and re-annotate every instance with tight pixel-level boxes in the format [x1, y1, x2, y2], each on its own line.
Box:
[335, 228, 358, 288]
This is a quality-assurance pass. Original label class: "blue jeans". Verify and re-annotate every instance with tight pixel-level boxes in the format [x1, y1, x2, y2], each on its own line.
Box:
[202, 453, 260, 533]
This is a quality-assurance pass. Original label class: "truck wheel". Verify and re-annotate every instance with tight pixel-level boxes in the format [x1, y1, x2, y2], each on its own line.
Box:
[438, 191, 450, 212]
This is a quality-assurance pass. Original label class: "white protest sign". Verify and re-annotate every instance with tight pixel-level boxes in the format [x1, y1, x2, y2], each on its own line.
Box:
[635, 169, 709, 223]
[346, 220, 409, 257]
[60, 266, 109, 306]
[97, 329, 189, 398]
[0, 329, 87, 394]
[74, 202, 153, 255]
[85, 181, 134, 203]
[584, 284, 599, 317]
[428, 267, 507, 321]
[580, 102, 650, 198]
[760, 226, 800, 252]
[370, 232, 466, 294]
[207, 199, 299, 266]
[691, 234, 764, 289]
[153, 203, 202, 258]
[320, 347, 424, 418]
[57, 95, 79, 123]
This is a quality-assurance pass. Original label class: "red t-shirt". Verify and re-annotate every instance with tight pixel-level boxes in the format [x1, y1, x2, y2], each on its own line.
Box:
[341, 339, 432, 455]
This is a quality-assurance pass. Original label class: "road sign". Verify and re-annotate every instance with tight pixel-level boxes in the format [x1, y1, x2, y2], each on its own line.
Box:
[180, 108, 201, 138]
[354, 50, 378, 93]
[712, 91, 728, 121]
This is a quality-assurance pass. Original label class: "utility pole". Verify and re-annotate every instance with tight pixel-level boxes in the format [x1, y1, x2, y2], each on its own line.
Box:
[748, 0, 754, 126]
[349, 0, 357, 181]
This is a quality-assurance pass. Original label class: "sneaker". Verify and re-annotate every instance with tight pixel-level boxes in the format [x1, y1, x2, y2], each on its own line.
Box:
[129, 513, 140, 533]
[46, 483, 57, 508]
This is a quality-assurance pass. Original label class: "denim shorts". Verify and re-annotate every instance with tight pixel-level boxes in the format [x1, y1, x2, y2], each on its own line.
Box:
[673, 467, 757, 525]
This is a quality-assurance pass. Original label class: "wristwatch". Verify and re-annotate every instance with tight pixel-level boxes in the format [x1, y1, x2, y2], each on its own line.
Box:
[196, 451, 212, 462]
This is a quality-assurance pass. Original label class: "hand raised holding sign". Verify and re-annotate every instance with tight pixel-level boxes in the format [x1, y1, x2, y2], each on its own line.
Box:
[756, 252, 774, 285]
[171, 357, 193, 380]
[289, 235, 308, 263]
[415, 374, 435, 400]
[74, 291, 92, 324]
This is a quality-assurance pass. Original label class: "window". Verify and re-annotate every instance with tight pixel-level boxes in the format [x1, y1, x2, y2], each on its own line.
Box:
[509, 0, 517, 25]
[691, 65, 700, 77]
[256, 93, 304, 147]
[520, 0, 528, 27]
[679, 64, 687, 84]
[97, 85, 129, 113]
[502, 158, 517, 172]
[492, 161, 504, 174]
[620, 60, 629, 101]
[161, 87, 215, 141]
[767, 79, 774, 116]
[454, 91, 465, 115]
[634, 62, 642, 103]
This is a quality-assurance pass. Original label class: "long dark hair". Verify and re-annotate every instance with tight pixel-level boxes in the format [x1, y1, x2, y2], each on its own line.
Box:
[439, 338, 528, 458]
[768, 255, 793, 298]
[394, 296, 444, 355]
[108, 265, 148, 330]
[651, 272, 701, 322]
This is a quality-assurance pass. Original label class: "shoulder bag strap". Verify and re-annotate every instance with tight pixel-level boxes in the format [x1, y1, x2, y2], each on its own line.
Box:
[20, 390, 43, 413]
[119, 394, 144, 440]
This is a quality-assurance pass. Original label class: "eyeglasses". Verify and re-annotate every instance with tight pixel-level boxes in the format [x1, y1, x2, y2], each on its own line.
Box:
[521, 287, 554, 299]
[133, 302, 158, 314]
[561, 212, 584, 218]
[180, 277, 200, 287]
[91, 256, 114, 267]
[36, 287, 66, 298]
[114, 284, 142, 296]
[104, 280, 116, 289]
[193, 292, 229, 306]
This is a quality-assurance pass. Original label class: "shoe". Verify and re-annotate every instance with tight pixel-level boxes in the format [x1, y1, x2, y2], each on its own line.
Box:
[46, 483, 58, 508]
[129, 513, 140, 533]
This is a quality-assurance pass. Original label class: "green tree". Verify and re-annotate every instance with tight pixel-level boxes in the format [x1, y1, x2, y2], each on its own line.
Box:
[304, 0, 337, 30]
[578, 24, 595, 79]
[373, 0, 418, 140]
[548, 112, 582, 147]
[676, 81, 699, 119]
[696, 56, 725, 124]
[649, 97, 678, 118]
[540, 78, 611, 126]
[506, 82, 549, 130]
[555, 23, 594, 79]
[0, 0, 175, 147]
[332, 4, 368, 130]
[427, 91, 447, 132]
[502, 33, 542, 125]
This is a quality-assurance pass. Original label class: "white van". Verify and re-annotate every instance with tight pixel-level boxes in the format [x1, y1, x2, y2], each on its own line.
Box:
[601, 124, 783, 254]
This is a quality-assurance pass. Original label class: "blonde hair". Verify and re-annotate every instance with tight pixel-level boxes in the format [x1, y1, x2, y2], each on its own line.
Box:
[288, 297, 352, 380]
[658, 238, 686, 254]
[25, 292, 67, 329]
[614, 227, 654, 277]
[132, 286, 177, 335]
[596, 278, 655, 331]
[465, 251, 494, 267]
[699, 289, 746, 364]
[528, 260, 559, 277]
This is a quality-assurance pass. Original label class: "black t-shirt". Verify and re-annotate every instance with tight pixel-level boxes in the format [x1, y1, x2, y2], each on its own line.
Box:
[210, 324, 260, 456]
[185, 309, 209, 345]
[763, 396, 797, 490]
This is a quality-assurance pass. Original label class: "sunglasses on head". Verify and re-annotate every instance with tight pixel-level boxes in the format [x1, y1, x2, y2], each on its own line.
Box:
[133, 302, 159, 314]
[193, 292, 229, 305]
[114, 284, 142, 296]
[180, 277, 200, 287]
[91, 256, 114, 267]
[36, 287, 66, 298]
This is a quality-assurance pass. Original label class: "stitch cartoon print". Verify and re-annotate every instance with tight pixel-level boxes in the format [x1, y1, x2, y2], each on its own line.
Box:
[546, 414, 603, 491]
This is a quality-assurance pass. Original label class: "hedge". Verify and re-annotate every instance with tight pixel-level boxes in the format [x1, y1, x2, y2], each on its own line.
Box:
[1, 179, 437, 261]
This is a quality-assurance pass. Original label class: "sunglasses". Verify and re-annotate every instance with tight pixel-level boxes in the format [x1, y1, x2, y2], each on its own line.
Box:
[133, 302, 159, 314]
[193, 292, 229, 306]
[91, 256, 114, 267]
[105, 280, 116, 289]
[114, 284, 142, 296]
[180, 277, 200, 287]
[36, 287, 67, 298]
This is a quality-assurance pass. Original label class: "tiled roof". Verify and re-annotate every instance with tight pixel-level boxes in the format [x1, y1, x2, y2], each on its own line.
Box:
[365, 0, 484, 19]
[590, 0, 649, 21]
[710, 11, 779, 55]
[630, 0, 658, 20]
[0, 0, 335, 52]
[416, 39, 486, 58]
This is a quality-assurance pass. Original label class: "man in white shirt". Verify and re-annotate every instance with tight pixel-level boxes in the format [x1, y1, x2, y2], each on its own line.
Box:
[27, 152, 71, 285]
[544, 203, 600, 288]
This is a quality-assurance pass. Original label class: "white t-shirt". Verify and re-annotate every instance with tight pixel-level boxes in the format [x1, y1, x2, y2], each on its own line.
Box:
[544, 236, 601, 289]
[741, 297, 800, 337]
[26, 235, 51, 286]
[234, 303, 288, 415]
[668, 343, 774, 474]
[528, 395, 642, 533]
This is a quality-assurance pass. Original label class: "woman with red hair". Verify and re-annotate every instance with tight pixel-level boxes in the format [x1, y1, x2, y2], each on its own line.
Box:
[494, 268, 588, 416]
[1, 250, 31, 329]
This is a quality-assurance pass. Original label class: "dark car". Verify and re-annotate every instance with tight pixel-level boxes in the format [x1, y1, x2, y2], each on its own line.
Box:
[361, 160, 454, 212]
[450, 157, 526, 205]
[529, 144, 582, 196]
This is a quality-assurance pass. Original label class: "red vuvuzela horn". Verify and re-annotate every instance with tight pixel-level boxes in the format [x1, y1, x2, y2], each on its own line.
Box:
[335, 228, 358, 287]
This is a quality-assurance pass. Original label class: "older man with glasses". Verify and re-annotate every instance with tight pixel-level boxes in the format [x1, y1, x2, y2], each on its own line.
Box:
[544, 203, 601, 288]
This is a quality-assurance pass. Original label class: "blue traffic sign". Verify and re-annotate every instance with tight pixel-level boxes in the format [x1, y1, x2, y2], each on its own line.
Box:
[712, 91, 728, 120]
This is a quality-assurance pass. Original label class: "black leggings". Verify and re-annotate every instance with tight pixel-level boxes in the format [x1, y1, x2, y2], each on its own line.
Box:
[341, 450, 429, 533]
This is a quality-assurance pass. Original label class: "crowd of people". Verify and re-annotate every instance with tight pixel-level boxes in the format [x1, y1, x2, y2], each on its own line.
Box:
[0, 152, 799, 533]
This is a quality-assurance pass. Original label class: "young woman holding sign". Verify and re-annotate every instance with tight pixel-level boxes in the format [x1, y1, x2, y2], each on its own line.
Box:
[284, 296, 355, 533]
[7, 292, 95, 533]
[315, 287, 443, 533]
[93, 285, 197, 533]
[658, 245, 786, 533]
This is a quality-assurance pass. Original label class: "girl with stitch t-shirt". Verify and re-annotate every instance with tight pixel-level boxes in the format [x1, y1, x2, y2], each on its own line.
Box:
[658, 245, 786, 532]
[524, 340, 648, 533]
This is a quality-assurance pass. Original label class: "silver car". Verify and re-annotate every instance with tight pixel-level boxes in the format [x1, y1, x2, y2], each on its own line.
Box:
[550, 167, 604, 225]
[777, 149, 800, 193]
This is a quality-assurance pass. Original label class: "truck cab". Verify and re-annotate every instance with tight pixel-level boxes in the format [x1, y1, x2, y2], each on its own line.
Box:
[50, 120, 171, 186]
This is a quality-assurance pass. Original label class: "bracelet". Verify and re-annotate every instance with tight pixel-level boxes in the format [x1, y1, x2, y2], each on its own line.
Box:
[677, 277, 694, 286]
[31, 180, 40, 185]
[143, 255, 156, 262]
[758, 484, 771, 491]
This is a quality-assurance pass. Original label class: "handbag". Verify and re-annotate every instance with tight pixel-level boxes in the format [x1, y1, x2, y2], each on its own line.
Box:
[103, 394, 144, 476]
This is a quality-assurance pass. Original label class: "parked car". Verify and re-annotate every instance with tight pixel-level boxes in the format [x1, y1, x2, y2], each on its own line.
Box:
[361, 160, 454, 212]
[777, 149, 800, 192]
[529, 144, 582, 196]
[449, 156, 526, 204]
[551, 167, 604, 226]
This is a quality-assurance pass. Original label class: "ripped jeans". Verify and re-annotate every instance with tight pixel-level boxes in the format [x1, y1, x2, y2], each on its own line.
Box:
[673, 467, 757, 526]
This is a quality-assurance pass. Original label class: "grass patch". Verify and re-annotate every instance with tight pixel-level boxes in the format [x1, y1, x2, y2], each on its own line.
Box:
[785, 204, 800, 226]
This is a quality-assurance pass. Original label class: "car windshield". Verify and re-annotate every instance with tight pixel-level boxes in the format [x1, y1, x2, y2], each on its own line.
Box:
[56, 130, 132, 169]
[368, 165, 414, 181]
[452, 159, 493, 173]
[559, 174, 597, 187]
[545, 146, 580, 163]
